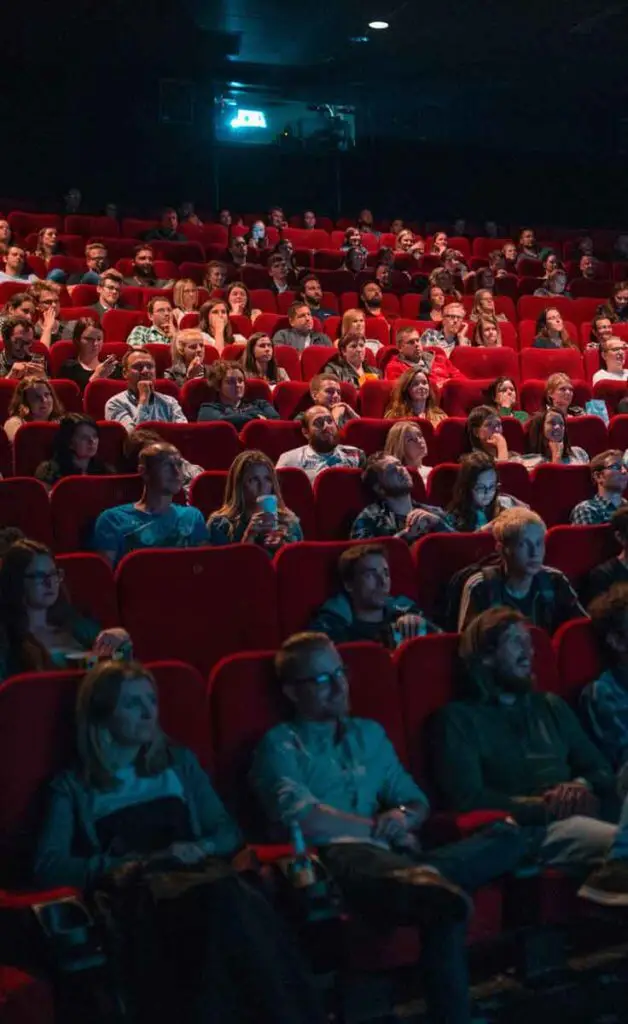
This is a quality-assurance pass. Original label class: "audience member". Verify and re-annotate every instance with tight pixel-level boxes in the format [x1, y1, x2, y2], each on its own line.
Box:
[239, 332, 289, 385]
[246, 220, 269, 251]
[357, 282, 387, 322]
[418, 284, 446, 323]
[105, 349, 187, 431]
[59, 318, 121, 392]
[31, 226, 62, 269]
[577, 255, 600, 281]
[457, 508, 585, 631]
[172, 279, 201, 326]
[29, 281, 74, 343]
[469, 290, 509, 323]
[197, 360, 278, 428]
[207, 450, 302, 549]
[384, 366, 447, 425]
[593, 336, 628, 384]
[297, 274, 336, 320]
[224, 282, 262, 323]
[338, 308, 383, 353]
[518, 409, 589, 471]
[94, 442, 208, 566]
[179, 200, 202, 227]
[273, 302, 330, 352]
[302, 209, 317, 229]
[252, 631, 525, 1024]
[0, 219, 13, 256]
[589, 314, 615, 350]
[582, 583, 628, 770]
[217, 208, 233, 229]
[472, 318, 503, 347]
[432, 608, 616, 860]
[0, 292, 37, 331]
[384, 421, 432, 482]
[203, 260, 228, 292]
[199, 298, 242, 353]
[533, 308, 577, 349]
[144, 207, 187, 242]
[0, 245, 37, 283]
[165, 328, 208, 387]
[4, 377, 63, 442]
[484, 376, 529, 423]
[430, 230, 448, 255]
[341, 227, 368, 270]
[324, 334, 381, 386]
[601, 282, 628, 323]
[123, 245, 172, 288]
[226, 235, 248, 268]
[501, 242, 518, 273]
[571, 451, 628, 525]
[420, 302, 469, 356]
[544, 373, 585, 416]
[351, 453, 448, 542]
[0, 541, 131, 679]
[267, 255, 293, 295]
[307, 373, 359, 428]
[92, 270, 129, 317]
[534, 268, 571, 299]
[127, 296, 175, 348]
[384, 325, 463, 389]
[121, 427, 202, 499]
[34, 659, 322, 1023]
[35, 413, 112, 489]
[276, 405, 365, 481]
[517, 227, 541, 261]
[0, 527, 25, 561]
[0, 316, 46, 379]
[466, 406, 510, 461]
[585, 507, 628, 604]
[446, 452, 525, 532]
[267, 205, 287, 230]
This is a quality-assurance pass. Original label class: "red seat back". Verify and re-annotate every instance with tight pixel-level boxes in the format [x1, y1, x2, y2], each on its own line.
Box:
[594, 381, 628, 417]
[117, 546, 280, 675]
[440, 379, 498, 417]
[313, 467, 370, 541]
[50, 474, 143, 552]
[412, 531, 496, 622]
[564, 415, 608, 457]
[359, 379, 393, 418]
[520, 348, 584, 380]
[300, 346, 336, 381]
[545, 524, 619, 586]
[56, 552, 119, 626]
[609, 414, 628, 449]
[0, 478, 53, 545]
[138, 420, 241, 470]
[551, 618, 602, 702]
[530, 464, 595, 526]
[102, 310, 146, 342]
[449, 346, 519, 380]
[342, 417, 436, 462]
[239, 419, 304, 461]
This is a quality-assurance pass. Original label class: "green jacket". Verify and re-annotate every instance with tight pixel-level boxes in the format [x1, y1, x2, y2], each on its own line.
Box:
[431, 691, 615, 824]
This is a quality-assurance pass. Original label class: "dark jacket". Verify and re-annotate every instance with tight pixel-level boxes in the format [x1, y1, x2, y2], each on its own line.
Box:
[309, 592, 437, 646]
[197, 399, 279, 430]
[324, 356, 381, 386]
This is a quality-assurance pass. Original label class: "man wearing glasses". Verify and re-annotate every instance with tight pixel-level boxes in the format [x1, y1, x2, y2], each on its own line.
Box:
[252, 631, 525, 1024]
[593, 336, 628, 385]
[420, 302, 470, 357]
[91, 270, 132, 318]
[571, 450, 628, 525]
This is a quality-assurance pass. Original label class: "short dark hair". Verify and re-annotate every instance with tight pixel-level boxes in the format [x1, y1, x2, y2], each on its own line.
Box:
[147, 295, 172, 315]
[288, 301, 309, 320]
[134, 243, 153, 257]
[274, 631, 332, 686]
[0, 315, 32, 344]
[338, 543, 387, 589]
[589, 583, 628, 665]
[611, 504, 628, 541]
[122, 347, 154, 372]
[590, 449, 623, 477]
[396, 325, 420, 346]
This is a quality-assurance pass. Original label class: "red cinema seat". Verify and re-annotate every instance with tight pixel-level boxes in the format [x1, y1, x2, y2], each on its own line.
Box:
[179, 376, 264, 421]
[47, 379, 82, 415]
[342, 417, 437, 462]
[518, 320, 580, 350]
[102, 310, 146, 342]
[564, 415, 608, 457]
[273, 345, 301, 381]
[530, 464, 595, 526]
[472, 237, 514, 260]
[359, 379, 393, 418]
[143, 344, 173, 378]
[517, 296, 576, 323]
[318, 271, 355, 294]
[152, 242, 205, 264]
[0, 966, 54, 1024]
[0, 478, 52, 545]
[450, 347, 519, 381]
[426, 460, 531, 510]
[84, 378, 179, 420]
[69, 284, 98, 307]
[0, 428, 10, 478]
[520, 348, 584, 380]
[520, 379, 592, 415]
[609, 414, 628, 449]
[440, 379, 496, 417]
[250, 312, 280, 338]
[594, 381, 628, 418]
[313, 250, 345, 270]
[188, 470, 227, 518]
[313, 467, 370, 541]
[50, 474, 143, 552]
[545, 524, 619, 589]
[239, 420, 304, 461]
[122, 217, 158, 237]
[248, 289, 277, 313]
[8, 211, 62, 236]
[275, 537, 416, 639]
[137, 420, 241, 470]
[300, 346, 336, 381]
[433, 418, 466, 462]
[47, 340, 75, 377]
[117, 546, 280, 675]
[12, 418, 126, 477]
[412, 532, 496, 623]
[282, 228, 330, 249]
[272, 381, 357, 420]
[56, 552, 119, 626]
[570, 279, 613, 300]
[0, 282, 29, 305]
[552, 618, 602, 703]
[148, 660, 213, 770]
[65, 214, 119, 237]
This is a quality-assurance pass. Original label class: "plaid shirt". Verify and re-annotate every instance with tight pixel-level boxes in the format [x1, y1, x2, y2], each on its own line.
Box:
[350, 500, 450, 541]
[419, 327, 459, 357]
[570, 495, 628, 526]
[127, 325, 171, 348]
[580, 668, 628, 770]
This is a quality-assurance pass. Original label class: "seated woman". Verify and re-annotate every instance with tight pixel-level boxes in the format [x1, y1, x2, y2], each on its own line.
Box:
[203, 260, 227, 294]
[0, 291, 37, 330]
[207, 449, 302, 550]
[31, 226, 63, 269]
[35, 413, 113, 488]
[472, 317, 502, 347]
[122, 427, 202, 499]
[225, 281, 262, 323]
[516, 409, 590, 471]
[469, 289, 509, 322]
[533, 307, 577, 349]
[59, 318, 122, 392]
[384, 366, 447, 426]
[165, 329, 209, 388]
[544, 372, 586, 416]
[445, 450, 526, 531]
[324, 333, 381, 386]
[4, 376, 64, 442]
[246, 219, 270, 251]
[484, 376, 529, 423]
[600, 281, 628, 323]
[430, 230, 448, 256]
[172, 278, 201, 327]
[198, 298, 243, 354]
[338, 308, 382, 354]
[197, 360, 279, 428]
[384, 419, 432, 483]
[0, 539, 130, 679]
[466, 405, 512, 461]
[239, 332, 289, 385]
[33, 660, 323, 1024]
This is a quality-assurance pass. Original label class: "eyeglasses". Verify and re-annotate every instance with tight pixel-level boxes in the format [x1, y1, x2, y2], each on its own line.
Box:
[291, 664, 348, 688]
[473, 484, 497, 495]
[24, 569, 64, 584]
[601, 462, 625, 472]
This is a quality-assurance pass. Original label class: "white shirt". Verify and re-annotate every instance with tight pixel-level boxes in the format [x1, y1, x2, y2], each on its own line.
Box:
[592, 368, 628, 384]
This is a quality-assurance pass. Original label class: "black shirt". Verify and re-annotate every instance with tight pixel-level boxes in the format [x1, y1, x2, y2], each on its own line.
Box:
[583, 557, 628, 606]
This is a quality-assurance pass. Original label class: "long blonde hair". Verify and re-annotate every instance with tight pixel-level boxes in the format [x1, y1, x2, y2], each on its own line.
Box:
[170, 327, 205, 365]
[172, 278, 199, 311]
[384, 368, 446, 424]
[384, 420, 427, 464]
[340, 308, 366, 339]
[76, 661, 169, 790]
[210, 450, 292, 528]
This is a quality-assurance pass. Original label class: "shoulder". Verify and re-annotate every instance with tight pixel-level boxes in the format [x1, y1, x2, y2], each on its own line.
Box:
[538, 565, 571, 586]
[95, 503, 135, 526]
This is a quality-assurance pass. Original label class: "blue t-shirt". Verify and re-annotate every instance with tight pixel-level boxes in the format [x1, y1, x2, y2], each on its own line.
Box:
[93, 503, 209, 567]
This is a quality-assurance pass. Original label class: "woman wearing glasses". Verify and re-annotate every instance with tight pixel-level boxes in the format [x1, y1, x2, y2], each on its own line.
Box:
[0, 539, 131, 681]
[446, 451, 526, 532]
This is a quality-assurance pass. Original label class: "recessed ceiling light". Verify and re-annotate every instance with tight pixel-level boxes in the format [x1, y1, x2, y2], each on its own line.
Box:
[368, 20, 389, 29]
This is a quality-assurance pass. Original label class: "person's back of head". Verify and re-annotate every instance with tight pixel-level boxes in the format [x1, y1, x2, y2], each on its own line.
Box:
[122, 428, 164, 472]
[589, 583, 628, 670]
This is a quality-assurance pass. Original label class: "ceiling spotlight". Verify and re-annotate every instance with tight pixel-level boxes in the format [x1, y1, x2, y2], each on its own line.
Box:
[368, 20, 389, 29]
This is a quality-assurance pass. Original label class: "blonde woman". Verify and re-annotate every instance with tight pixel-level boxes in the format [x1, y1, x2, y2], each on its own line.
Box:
[470, 289, 509, 323]
[339, 308, 382, 353]
[384, 367, 447, 426]
[4, 377, 64, 442]
[207, 449, 302, 550]
[165, 329, 209, 387]
[172, 279, 200, 326]
[472, 318, 502, 347]
[384, 420, 431, 483]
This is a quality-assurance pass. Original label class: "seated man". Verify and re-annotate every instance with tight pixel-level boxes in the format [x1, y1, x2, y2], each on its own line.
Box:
[306, 373, 359, 428]
[0, 316, 46, 379]
[0, 245, 37, 283]
[144, 207, 187, 242]
[93, 441, 208, 566]
[419, 302, 469, 357]
[351, 452, 449, 542]
[276, 405, 365, 481]
[432, 608, 617, 862]
[571, 449, 628, 525]
[581, 583, 628, 770]
[105, 349, 187, 431]
[273, 302, 331, 352]
[516, 227, 541, 264]
[226, 235, 248, 268]
[309, 543, 437, 645]
[267, 254, 293, 295]
[127, 296, 175, 347]
[91, 269, 131, 317]
[252, 631, 527, 1024]
[384, 324, 464, 389]
[123, 244, 174, 288]
[297, 274, 337, 320]
[29, 280, 75, 343]
[585, 506, 628, 604]
[359, 281, 389, 320]
[458, 508, 585, 632]
[67, 241, 109, 285]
